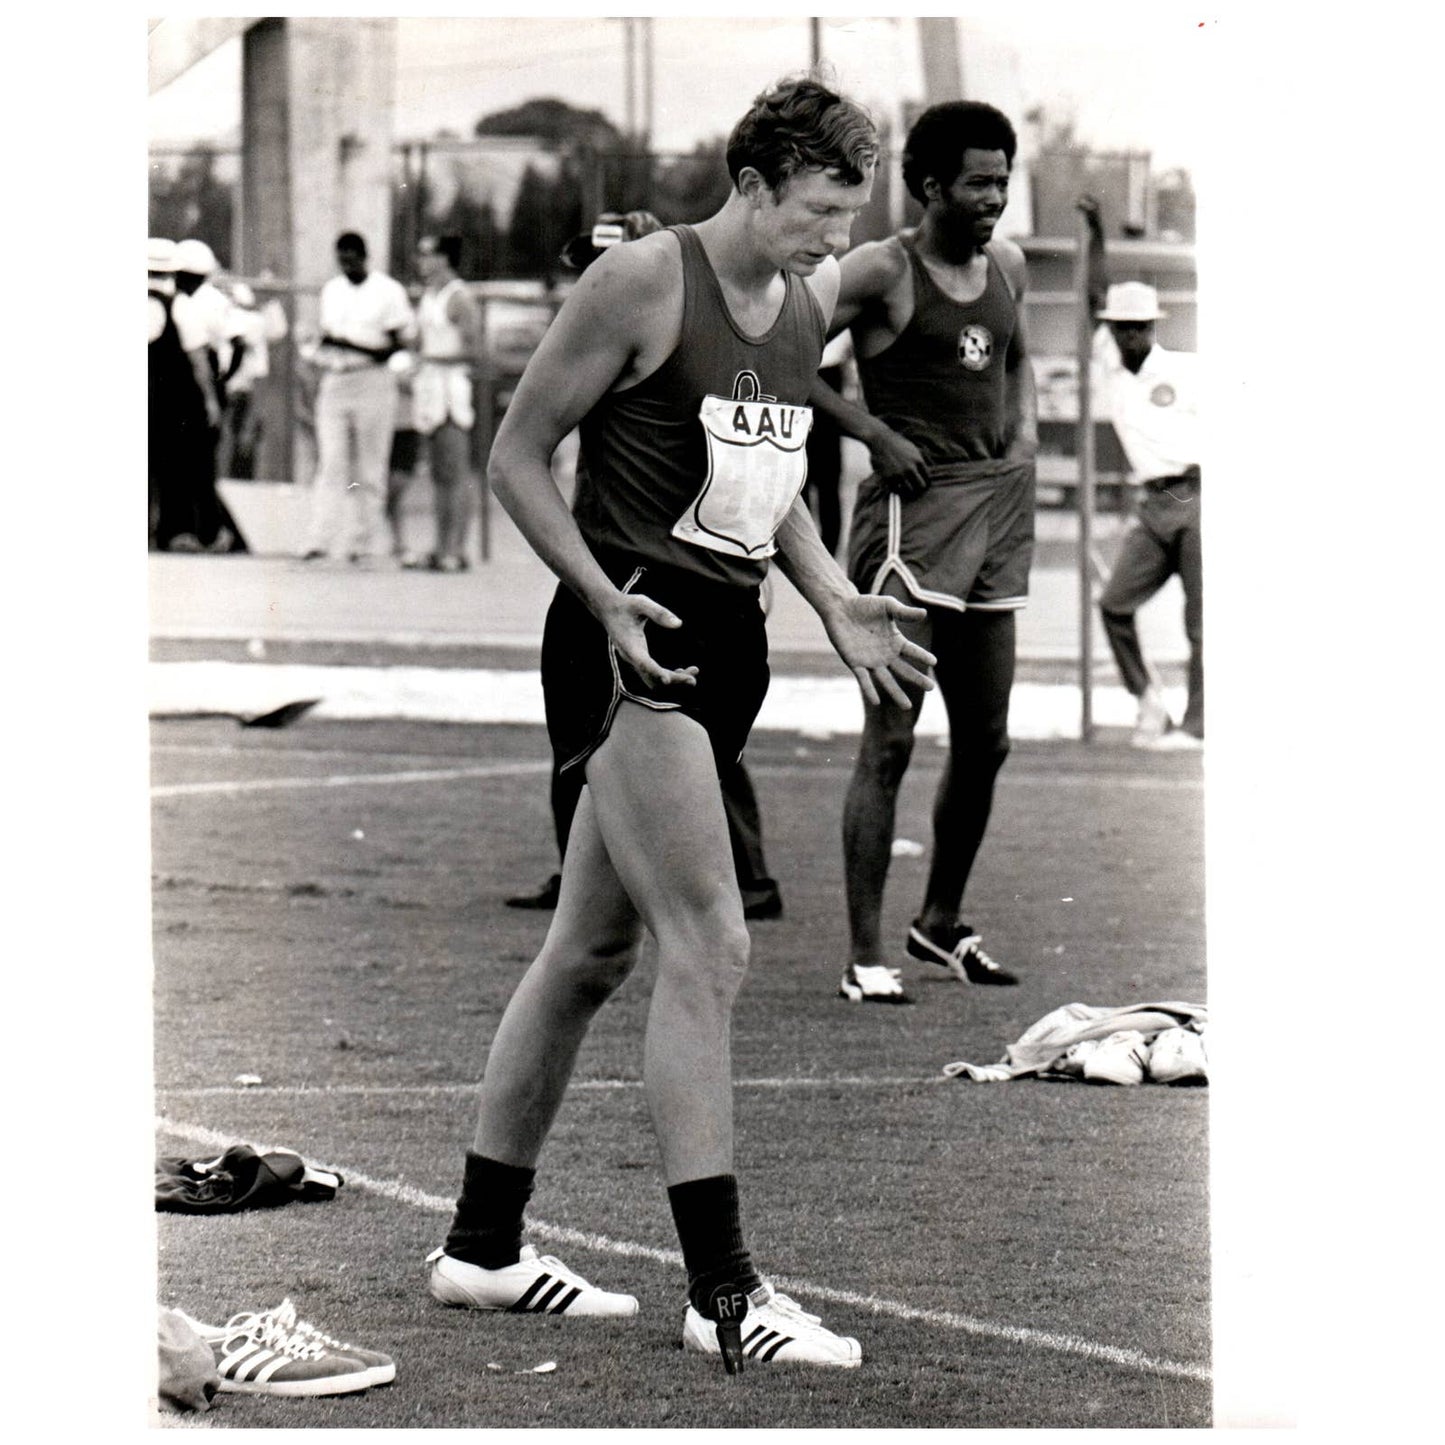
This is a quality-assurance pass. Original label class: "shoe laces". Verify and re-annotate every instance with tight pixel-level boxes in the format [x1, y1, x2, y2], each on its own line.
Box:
[220, 1302, 326, 1360]
[273, 1298, 350, 1351]
[971, 943, 1005, 974]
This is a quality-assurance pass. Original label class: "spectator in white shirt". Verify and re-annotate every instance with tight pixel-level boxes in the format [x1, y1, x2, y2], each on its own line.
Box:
[300, 231, 415, 564]
[1081, 198, 1202, 747]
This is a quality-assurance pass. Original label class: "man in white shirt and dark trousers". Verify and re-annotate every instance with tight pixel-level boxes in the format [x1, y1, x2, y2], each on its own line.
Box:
[1083, 201, 1202, 748]
[302, 232, 415, 565]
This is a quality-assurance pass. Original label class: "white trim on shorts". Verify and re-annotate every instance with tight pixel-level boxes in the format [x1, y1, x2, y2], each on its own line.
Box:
[868, 493, 1027, 614]
[559, 566, 681, 774]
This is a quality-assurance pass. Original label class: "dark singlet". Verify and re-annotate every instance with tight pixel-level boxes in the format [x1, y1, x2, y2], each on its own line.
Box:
[573, 224, 826, 588]
[855, 236, 1019, 465]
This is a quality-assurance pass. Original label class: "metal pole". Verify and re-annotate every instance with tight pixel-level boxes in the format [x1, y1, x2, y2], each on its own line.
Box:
[810, 17, 822, 68]
[1073, 212, 1097, 742]
[623, 18, 636, 142]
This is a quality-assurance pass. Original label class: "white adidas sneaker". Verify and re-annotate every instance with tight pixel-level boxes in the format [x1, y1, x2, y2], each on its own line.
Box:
[1082, 1030, 1151, 1086]
[427, 1245, 639, 1318]
[178, 1302, 376, 1396]
[682, 1283, 861, 1368]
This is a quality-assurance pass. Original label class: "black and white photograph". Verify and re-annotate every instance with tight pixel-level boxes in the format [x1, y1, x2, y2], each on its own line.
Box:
[115, 6, 1337, 1431]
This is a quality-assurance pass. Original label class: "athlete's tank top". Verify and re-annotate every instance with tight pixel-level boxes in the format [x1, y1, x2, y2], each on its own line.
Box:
[574, 224, 826, 588]
[418, 277, 468, 360]
[855, 236, 1018, 465]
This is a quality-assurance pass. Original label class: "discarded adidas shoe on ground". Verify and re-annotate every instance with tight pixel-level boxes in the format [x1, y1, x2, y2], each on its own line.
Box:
[268, 1299, 394, 1385]
[1147, 1026, 1208, 1084]
[1082, 1030, 1151, 1086]
[838, 962, 911, 1003]
[427, 1244, 639, 1318]
[176, 1300, 377, 1396]
[682, 1282, 861, 1368]
[907, 919, 1018, 985]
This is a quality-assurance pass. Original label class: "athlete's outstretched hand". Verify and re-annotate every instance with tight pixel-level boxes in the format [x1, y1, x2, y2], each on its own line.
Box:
[597, 590, 700, 690]
[866, 423, 930, 500]
[823, 593, 936, 709]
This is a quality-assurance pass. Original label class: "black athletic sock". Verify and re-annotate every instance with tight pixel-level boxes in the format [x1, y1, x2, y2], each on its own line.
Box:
[667, 1173, 763, 1316]
[442, 1151, 536, 1268]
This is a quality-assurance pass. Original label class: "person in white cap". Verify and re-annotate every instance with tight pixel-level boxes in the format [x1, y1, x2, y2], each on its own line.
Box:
[174, 238, 247, 552]
[300, 231, 415, 565]
[149, 238, 223, 551]
[1081, 196, 1202, 747]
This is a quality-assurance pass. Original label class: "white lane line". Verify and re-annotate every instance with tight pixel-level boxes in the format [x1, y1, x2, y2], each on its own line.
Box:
[156, 1076, 948, 1098]
[150, 757, 1196, 799]
[155, 1114, 1210, 1385]
[151, 760, 551, 798]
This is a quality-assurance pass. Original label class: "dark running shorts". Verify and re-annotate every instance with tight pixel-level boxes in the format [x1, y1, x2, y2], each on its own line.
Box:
[847, 457, 1036, 613]
[542, 548, 770, 776]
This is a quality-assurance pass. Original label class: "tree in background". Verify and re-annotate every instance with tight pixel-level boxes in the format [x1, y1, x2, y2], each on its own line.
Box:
[149, 145, 234, 263]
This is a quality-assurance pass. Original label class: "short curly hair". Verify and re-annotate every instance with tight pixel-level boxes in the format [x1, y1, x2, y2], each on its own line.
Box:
[726, 76, 878, 194]
[902, 101, 1017, 204]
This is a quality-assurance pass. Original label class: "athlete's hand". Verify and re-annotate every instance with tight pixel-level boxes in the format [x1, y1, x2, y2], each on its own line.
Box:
[824, 593, 936, 709]
[597, 591, 699, 690]
[865, 423, 930, 500]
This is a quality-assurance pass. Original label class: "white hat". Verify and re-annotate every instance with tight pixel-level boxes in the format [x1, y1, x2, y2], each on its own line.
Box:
[175, 238, 219, 276]
[148, 237, 179, 272]
[1096, 281, 1166, 322]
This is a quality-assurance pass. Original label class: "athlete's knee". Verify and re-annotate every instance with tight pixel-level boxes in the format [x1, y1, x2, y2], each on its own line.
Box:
[544, 927, 643, 1007]
[856, 725, 916, 789]
[656, 900, 751, 994]
[950, 723, 1011, 777]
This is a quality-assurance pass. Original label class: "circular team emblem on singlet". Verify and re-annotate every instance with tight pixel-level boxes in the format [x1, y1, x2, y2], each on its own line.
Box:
[957, 324, 994, 371]
[1150, 382, 1177, 407]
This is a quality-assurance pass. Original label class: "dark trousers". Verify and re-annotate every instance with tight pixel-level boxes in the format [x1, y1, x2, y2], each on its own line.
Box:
[1099, 483, 1202, 735]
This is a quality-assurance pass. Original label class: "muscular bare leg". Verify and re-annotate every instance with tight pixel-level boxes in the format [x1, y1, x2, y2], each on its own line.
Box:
[842, 577, 933, 969]
[583, 703, 751, 1185]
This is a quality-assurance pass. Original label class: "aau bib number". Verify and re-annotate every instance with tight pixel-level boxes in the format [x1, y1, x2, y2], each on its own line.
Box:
[672, 375, 814, 559]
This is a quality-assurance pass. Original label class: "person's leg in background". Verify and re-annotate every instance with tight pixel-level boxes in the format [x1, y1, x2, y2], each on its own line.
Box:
[428, 420, 474, 571]
[304, 374, 350, 559]
[839, 575, 932, 1000]
[913, 608, 1015, 945]
[386, 425, 422, 564]
[719, 756, 783, 920]
[347, 369, 400, 562]
[1177, 498, 1203, 739]
[1099, 493, 1175, 743]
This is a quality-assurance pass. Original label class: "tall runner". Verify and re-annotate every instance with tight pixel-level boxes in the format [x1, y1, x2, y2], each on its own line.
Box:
[426, 78, 935, 1371]
[811, 101, 1038, 1004]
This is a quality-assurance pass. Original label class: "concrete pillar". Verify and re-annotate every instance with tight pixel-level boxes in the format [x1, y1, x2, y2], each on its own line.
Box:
[237, 17, 398, 483]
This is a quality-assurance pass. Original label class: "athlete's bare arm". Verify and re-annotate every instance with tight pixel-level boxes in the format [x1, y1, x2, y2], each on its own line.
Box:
[991, 237, 1039, 460]
[810, 235, 930, 498]
[488, 232, 698, 689]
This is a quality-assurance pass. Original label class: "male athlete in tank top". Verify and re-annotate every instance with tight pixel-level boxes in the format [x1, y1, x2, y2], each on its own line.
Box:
[810, 100, 1039, 1005]
[427, 79, 935, 1372]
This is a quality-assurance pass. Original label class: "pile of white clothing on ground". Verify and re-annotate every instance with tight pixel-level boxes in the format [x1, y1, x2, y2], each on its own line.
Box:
[942, 1000, 1208, 1085]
